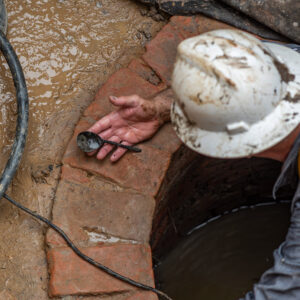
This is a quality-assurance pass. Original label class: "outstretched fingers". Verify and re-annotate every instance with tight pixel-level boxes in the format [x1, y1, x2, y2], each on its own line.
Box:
[86, 94, 148, 161]
[86, 129, 114, 157]
[88, 116, 110, 134]
[109, 95, 141, 108]
[88, 109, 122, 134]
[110, 141, 132, 162]
[96, 136, 121, 160]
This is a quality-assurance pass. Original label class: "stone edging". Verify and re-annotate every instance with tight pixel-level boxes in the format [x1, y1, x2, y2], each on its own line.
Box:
[46, 15, 235, 299]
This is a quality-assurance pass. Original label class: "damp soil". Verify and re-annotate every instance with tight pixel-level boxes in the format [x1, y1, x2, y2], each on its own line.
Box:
[0, 1, 165, 299]
[155, 202, 291, 300]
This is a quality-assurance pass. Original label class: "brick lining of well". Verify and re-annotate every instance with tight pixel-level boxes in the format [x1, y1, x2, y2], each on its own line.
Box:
[46, 16, 240, 299]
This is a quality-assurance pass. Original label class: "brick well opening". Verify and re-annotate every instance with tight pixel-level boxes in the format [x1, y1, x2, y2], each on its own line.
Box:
[151, 146, 291, 259]
[151, 146, 293, 299]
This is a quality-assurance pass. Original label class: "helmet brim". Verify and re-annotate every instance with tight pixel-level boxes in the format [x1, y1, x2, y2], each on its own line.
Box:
[171, 43, 300, 159]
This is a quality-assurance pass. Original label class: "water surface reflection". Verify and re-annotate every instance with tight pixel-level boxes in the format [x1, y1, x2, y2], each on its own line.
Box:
[156, 203, 290, 300]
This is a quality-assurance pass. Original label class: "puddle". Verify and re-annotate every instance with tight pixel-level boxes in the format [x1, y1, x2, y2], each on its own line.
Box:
[0, 0, 163, 163]
[0, 1, 164, 298]
[155, 202, 291, 300]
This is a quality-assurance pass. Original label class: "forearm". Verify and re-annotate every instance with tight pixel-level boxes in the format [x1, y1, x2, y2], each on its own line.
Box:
[255, 125, 300, 162]
[152, 88, 173, 125]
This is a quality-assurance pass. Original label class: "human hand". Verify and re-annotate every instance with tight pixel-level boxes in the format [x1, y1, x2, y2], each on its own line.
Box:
[88, 91, 172, 162]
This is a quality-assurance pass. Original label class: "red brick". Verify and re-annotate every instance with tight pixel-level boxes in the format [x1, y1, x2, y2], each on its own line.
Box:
[143, 23, 184, 85]
[128, 58, 164, 88]
[170, 15, 235, 38]
[194, 15, 235, 34]
[47, 180, 155, 247]
[84, 68, 164, 120]
[126, 291, 158, 300]
[75, 297, 122, 300]
[82, 101, 102, 121]
[66, 144, 170, 196]
[46, 227, 67, 248]
[61, 165, 90, 185]
[63, 117, 172, 197]
[170, 16, 200, 39]
[143, 123, 181, 153]
[48, 244, 155, 297]
[75, 295, 132, 300]
[75, 290, 159, 299]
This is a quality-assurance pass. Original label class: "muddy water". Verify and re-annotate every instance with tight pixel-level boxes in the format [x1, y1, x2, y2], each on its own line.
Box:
[156, 203, 291, 300]
[0, 1, 164, 299]
[1, 0, 163, 161]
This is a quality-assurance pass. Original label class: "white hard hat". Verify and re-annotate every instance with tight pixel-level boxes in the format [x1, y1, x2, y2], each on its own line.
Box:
[171, 29, 300, 158]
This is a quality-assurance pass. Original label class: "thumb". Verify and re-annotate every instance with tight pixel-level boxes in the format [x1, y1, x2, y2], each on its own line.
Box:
[109, 95, 140, 108]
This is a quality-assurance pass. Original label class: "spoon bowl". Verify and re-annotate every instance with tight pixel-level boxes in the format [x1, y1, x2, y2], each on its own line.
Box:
[77, 131, 104, 153]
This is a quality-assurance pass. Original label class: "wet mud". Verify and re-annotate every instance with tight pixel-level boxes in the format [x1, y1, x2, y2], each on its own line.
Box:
[0, 1, 165, 299]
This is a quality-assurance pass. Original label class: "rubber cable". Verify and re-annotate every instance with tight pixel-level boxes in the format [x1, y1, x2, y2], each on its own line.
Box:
[0, 29, 28, 200]
[3, 193, 172, 300]
[0, 25, 172, 300]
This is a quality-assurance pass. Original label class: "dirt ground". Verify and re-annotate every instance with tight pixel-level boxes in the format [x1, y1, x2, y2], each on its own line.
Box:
[0, 1, 165, 299]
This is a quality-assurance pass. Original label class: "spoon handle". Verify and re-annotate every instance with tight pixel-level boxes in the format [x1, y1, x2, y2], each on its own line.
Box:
[103, 140, 142, 152]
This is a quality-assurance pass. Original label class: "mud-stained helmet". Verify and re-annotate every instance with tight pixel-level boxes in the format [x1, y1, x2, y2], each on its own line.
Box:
[171, 29, 300, 158]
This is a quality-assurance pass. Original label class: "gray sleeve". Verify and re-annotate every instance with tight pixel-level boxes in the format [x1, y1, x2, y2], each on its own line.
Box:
[240, 135, 300, 300]
[272, 134, 300, 201]
[241, 186, 300, 300]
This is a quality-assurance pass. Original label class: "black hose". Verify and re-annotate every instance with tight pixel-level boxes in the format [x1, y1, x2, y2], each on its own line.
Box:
[3, 193, 172, 300]
[0, 0, 7, 34]
[0, 25, 172, 300]
[0, 29, 28, 200]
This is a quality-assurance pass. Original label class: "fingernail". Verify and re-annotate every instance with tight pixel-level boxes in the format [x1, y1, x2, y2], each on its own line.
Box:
[110, 96, 118, 100]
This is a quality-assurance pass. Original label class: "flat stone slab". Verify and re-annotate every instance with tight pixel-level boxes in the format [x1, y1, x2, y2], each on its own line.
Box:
[126, 291, 158, 299]
[48, 244, 155, 297]
[143, 22, 184, 85]
[74, 292, 157, 300]
[47, 180, 155, 247]
[63, 119, 173, 197]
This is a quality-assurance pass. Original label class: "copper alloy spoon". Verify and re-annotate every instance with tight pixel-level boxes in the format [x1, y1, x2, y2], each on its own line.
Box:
[77, 131, 142, 153]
